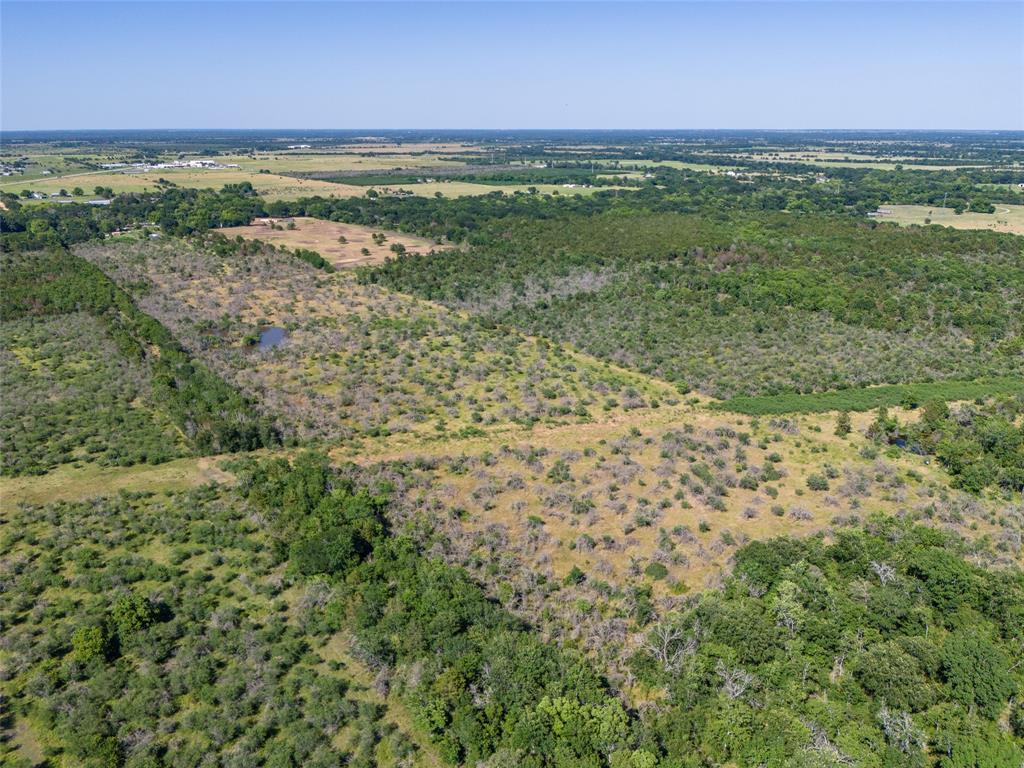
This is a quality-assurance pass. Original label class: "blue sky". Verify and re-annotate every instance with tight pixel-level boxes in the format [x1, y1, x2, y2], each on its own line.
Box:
[2, 1, 1021, 129]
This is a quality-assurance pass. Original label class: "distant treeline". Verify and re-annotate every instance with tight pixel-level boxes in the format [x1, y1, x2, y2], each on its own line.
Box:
[308, 166, 638, 187]
[3, 160, 1019, 255]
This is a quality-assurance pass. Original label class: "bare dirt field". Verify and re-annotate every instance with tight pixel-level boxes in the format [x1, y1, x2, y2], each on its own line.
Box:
[219, 216, 451, 267]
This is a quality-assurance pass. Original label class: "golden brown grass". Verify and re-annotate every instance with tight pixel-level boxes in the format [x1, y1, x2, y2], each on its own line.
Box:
[0, 455, 231, 506]
[1, 169, 367, 201]
[382, 406, 1011, 597]
[873, 204, 1024, 235]
[220, 216, 451, 267]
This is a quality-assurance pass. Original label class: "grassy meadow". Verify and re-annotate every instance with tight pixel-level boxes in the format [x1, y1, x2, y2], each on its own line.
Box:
[875, 203, 1024, 235]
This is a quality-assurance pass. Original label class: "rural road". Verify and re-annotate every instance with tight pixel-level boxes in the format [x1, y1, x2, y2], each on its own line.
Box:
[0, 168, 112, 188]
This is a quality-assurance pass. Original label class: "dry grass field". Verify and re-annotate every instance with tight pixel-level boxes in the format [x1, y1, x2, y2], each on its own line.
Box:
[347, 403, 1021, 677]
[873, 203, 1024, 235]
[1, 168, 368, 201]
[375, 406, 1013, 594]
[220, 216, 451, 267]
[226, 151, 475, 174]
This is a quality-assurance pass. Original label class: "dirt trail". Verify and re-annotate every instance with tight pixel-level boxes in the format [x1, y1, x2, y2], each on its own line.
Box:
[0, 455, 233, 507]
[334, 402, 704, 466]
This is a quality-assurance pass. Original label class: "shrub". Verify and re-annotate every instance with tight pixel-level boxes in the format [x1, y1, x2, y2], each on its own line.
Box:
[644, 562, 669, 580]
[806, 474, 829, 491]
[564, 566, 586, 585]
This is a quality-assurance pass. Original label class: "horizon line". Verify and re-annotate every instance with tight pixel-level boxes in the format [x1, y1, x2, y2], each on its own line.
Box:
[4, 127, 1023, 134]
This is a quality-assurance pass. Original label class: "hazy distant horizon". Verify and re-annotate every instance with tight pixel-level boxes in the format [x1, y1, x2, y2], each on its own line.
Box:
[3, 128, 1023, 136]
[3, 1, 1021, 132]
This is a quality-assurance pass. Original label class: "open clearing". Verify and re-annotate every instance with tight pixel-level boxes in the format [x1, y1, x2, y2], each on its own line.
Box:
[0, 454, 231, 506]
[220, 216, 452, 267]
[227, 151, 474, 174]
[2, 168, 368, 201]
[705, 149, 1006, 170]
[873, 203, 1024, 235]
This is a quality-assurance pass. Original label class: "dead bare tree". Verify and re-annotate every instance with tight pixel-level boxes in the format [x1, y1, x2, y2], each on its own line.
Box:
[643, 619, 701, 673]
[878, 706, 925, 754]
[869, 560, 897, 586]
[715, 660, 755, 700]
[804, 721, 855, 765]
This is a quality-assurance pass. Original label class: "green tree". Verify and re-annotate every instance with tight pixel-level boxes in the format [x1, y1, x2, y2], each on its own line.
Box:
[834, 411, 851, 437]
[941, 631, 1014, 719]
[806, 473, 829, 491]
[71, 624, 108, 664]
[111, 592, 156, 638]
[853, 641, 933, 711]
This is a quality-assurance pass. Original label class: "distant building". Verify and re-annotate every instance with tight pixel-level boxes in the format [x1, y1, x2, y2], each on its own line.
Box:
[149, 159, 238, 171]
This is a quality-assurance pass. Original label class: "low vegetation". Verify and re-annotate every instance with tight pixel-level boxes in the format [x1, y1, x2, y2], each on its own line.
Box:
[716, 377, 1024, 415]
[0, 485, 433, 768]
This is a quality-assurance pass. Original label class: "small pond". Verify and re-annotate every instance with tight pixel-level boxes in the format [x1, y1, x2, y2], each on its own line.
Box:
[258, 327, 287, 350]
